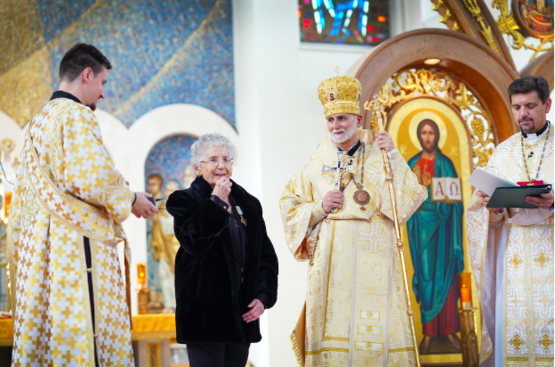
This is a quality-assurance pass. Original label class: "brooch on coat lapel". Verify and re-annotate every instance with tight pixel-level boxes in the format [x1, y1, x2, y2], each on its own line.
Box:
[235, 206, 247, 226]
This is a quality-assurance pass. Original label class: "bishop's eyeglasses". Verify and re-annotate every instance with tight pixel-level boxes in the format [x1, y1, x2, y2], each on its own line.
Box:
[200, 158, 234, 167]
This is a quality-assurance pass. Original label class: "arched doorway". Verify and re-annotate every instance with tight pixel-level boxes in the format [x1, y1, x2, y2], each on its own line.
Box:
[144, 134, 197, 314]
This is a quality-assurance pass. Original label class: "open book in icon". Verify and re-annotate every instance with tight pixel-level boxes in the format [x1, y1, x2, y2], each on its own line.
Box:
[431, 177, 462, 202]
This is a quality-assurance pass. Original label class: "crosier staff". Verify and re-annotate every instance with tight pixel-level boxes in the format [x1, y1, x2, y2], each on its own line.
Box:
[364, 95, 422, 367]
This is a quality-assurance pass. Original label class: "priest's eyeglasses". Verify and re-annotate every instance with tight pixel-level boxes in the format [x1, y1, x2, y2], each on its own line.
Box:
[200, 158, 234, 167]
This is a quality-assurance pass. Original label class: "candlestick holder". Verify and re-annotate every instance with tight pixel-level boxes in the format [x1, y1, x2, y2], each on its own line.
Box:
[458, 305, 479, 367]
[458, 273, 479, 367]
[137, 263, 149, 315]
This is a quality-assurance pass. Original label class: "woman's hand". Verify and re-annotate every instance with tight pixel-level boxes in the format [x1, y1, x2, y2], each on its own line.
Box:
[242, 299, 264, 323]
[211, 177, 232, 203]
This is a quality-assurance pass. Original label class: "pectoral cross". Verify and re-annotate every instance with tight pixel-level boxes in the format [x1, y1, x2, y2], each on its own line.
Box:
[322, 151, 357, 213]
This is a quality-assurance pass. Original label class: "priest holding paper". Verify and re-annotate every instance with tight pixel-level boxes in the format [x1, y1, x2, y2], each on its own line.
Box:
[467, 76, 553, 366]
[279, 72, 427, 366]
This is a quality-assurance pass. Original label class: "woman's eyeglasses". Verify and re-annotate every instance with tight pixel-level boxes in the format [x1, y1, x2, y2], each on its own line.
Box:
[200, 158, 234, 167]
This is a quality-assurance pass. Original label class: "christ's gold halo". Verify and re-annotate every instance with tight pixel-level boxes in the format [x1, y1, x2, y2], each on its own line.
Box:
[409, 111, 448, 150]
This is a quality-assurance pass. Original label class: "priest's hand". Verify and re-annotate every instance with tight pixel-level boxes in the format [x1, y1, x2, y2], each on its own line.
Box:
[475, 190, 500, 211]
[323, 190, 343, 213]
[132, 192, 159, 218]
[376, 131, 395, 152]
[525, 190, 554, 209]
[242, 299, 264, 323]
[212, 177, 232, 204]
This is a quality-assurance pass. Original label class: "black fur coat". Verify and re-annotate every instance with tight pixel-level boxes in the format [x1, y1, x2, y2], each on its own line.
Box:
[166, 177, 279, 344]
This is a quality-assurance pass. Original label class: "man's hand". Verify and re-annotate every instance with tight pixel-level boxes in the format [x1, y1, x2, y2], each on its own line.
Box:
[242, 299, 264, 323]
[322, 190, 343, 213]
[475, 190, 500, 211]
[132, 192, 159, 218]
[376, 131, 395, 152]
[212, 177, 232, 203]
[525, 190, 554, 209]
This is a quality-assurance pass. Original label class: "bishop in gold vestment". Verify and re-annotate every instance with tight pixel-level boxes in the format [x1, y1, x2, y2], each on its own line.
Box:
[467, 77, 554, 366]
[280, 74, 427, 366]
[8, 96, 135, 366]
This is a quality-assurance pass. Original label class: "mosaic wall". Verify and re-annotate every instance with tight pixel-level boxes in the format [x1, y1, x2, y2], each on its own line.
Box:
[144, 134, 197, 191]
[0, 0, 235, 128]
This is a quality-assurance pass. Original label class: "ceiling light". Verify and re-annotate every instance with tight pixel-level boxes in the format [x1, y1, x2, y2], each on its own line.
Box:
[424, 58, 441, 65]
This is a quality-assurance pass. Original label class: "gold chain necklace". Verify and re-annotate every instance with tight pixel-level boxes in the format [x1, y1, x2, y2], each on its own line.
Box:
[352, 143, 371, 210]
[520, 123, 550, 186]
[339, 143, 371, 210]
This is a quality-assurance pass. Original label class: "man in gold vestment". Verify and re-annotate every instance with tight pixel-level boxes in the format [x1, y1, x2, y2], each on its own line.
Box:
[279, 74, 427, 366]
[8, 43, 157, 366]
[467, 76, 554, 366]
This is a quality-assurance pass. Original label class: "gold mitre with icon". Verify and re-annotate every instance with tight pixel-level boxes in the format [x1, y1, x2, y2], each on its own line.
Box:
[318, 68, 362, 117]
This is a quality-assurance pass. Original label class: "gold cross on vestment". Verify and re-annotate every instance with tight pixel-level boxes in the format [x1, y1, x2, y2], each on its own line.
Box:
[539, 334, 554, 351]
[335, 66, 340, 76]
[534, 252, 550, 267]
[509, 253, 523, 268]
[509, 334, 525, 351]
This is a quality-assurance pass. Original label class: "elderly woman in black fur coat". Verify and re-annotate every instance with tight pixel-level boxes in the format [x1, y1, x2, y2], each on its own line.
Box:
[166, 133, 278, 367]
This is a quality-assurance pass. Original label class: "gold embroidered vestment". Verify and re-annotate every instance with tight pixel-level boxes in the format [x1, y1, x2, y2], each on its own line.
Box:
[8, 98, 135, 366]
[280, 130, 427, 366]
[467, 128, 554, 366]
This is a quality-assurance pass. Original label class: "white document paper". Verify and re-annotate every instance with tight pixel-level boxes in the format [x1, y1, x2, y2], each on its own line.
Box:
[467, 167, 518, 196]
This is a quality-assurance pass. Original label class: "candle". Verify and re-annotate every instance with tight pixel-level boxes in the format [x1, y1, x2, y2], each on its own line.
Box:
[137, 263, 148, 314]
[4, 191, 11, 218]
[460, 287, 472, 302]
[458, 272, 472, 306]
[137, 263, 146, 288]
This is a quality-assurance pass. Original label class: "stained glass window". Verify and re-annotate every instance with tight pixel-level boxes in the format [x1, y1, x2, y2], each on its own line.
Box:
[299, 0, 390, 45]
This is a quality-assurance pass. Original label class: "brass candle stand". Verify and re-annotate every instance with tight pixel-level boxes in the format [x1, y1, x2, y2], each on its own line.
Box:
[137, 263, 149, 315]
[458, 302, 479, 367]
[458, 272, 479, 367]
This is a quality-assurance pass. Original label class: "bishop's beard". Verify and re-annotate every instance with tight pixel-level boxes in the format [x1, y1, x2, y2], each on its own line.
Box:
[331, 121, 358, 144]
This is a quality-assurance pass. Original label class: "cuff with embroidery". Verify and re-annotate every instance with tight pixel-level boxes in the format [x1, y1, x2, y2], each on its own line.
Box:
[387, 148, 400, 159]
[308, 201, 328, 228]
[489, 209, 505, 225]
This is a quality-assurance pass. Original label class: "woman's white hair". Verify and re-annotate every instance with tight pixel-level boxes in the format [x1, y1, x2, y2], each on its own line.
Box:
[190, 133, 237, 166]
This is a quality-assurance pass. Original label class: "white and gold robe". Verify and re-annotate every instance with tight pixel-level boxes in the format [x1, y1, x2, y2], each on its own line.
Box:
[8, 98, 135, 366]
[280, 130, 427, 366]
[467, 127, 554, 366]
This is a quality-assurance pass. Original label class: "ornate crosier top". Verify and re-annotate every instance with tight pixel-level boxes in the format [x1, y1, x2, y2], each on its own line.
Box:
[318, 68, 362, 117]
[364, 94, 389, 131]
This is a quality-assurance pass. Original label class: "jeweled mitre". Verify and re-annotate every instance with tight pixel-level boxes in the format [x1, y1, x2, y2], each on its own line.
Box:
[317, 74, 362, 117]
